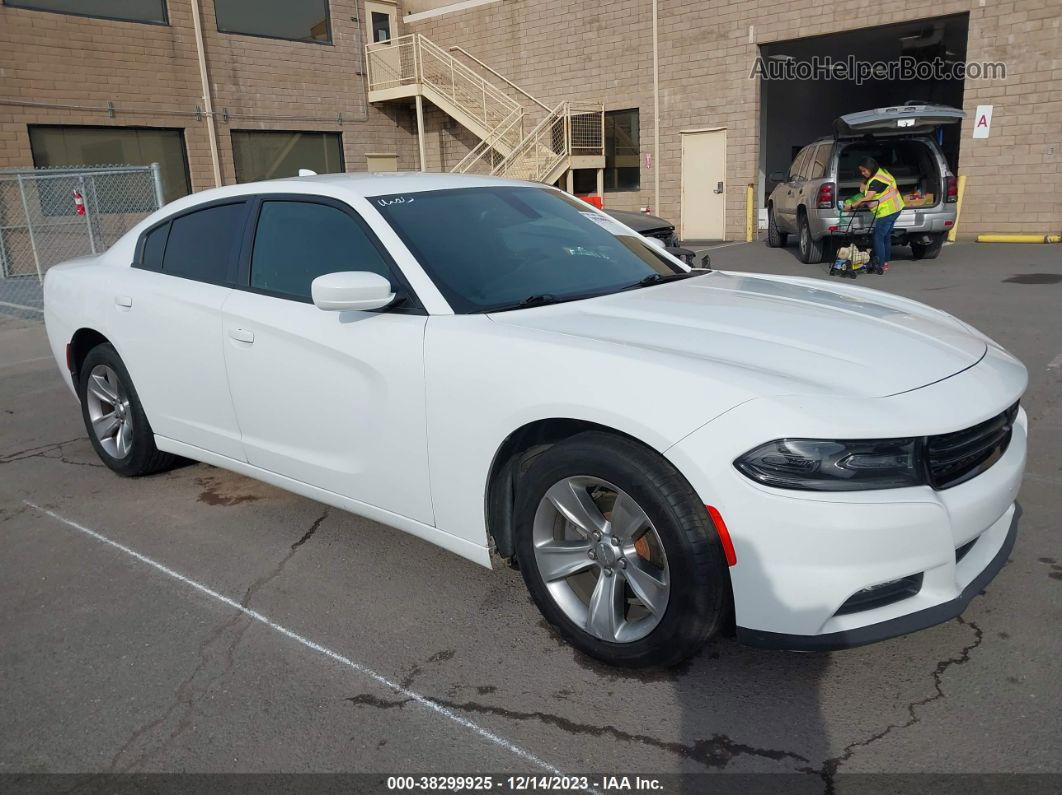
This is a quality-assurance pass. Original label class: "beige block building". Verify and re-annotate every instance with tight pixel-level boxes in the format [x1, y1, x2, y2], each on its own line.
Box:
[2, 0, 1059, 240]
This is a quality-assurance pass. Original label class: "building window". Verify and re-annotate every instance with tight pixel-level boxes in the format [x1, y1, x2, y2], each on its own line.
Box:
[214, 0, 332, 44]
[371, 11, 391, 43]
[1, 0, 167, 24]
[604, 109, 640, 193]
[231, 131, 344, 183]
[28, 125, 191, 204]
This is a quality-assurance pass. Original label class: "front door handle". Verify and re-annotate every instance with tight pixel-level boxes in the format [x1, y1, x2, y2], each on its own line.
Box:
[229, 328, 255, 344]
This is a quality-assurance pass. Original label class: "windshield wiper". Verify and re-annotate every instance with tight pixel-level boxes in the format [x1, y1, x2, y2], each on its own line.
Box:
[623, 271, 705, 290]
[481, 293, 564, 313]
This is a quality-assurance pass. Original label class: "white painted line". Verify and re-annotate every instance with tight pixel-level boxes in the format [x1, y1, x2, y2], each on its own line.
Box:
[1047, 353, 1062, 371]
[0, 300, 43, 313]
[23, 501, 598, 791]
[696, 241, 746, 251]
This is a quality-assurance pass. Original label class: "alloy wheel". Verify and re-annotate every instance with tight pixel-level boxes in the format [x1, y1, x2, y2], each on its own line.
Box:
[532, 476, 670, 643]
[85, 364, 134, 459]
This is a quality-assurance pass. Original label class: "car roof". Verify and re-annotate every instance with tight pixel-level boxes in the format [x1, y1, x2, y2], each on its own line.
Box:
[169, 172, 540, 210]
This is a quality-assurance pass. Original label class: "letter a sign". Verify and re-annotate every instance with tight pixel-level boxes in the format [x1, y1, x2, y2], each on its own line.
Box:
[973, 105, 993, 139]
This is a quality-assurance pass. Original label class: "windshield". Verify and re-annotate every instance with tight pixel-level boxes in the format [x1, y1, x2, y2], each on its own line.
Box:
[370, 186, 680, 313]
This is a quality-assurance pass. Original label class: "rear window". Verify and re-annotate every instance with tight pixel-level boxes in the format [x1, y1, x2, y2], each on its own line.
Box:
[162, 202, 246, 284]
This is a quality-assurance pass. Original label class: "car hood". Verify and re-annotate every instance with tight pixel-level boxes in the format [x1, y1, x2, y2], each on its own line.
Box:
[604, 209, 673, 232]
[489, 271, 987, 398]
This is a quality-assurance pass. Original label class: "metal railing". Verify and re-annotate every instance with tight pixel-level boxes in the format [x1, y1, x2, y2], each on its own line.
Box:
[0, 164, 163, 317]
[367, 34, 524, 151]
[486, 102, 605, 183]
[365, 34, 604, 185]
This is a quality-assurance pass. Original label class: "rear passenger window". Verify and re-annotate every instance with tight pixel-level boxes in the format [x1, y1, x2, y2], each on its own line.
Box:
[140, 222, 169, 270]
[790, 147, 811, 180]
[162, 202, 246, 284]
[807, 145, 830, 180]
[250, 200, 393, 301]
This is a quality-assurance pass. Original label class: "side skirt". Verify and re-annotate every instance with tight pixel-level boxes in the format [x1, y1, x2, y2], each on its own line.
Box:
[155, 435, 494, 569]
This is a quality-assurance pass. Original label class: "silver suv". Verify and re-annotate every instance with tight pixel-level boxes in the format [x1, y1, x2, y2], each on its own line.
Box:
[766, 104, 963, 263]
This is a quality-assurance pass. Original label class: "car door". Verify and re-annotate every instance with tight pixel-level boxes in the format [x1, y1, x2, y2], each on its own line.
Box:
[112, 199, 250, 460]
[220, 194, 434, 524]
[777, 146, 811, 232]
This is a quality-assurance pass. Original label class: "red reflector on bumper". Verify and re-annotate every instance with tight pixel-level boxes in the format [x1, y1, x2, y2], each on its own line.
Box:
[706, 505, 737, 567]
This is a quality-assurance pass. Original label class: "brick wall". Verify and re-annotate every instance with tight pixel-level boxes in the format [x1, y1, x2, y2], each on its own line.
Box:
[406, 0, 1061, 239]
[0, 0, 418, 195]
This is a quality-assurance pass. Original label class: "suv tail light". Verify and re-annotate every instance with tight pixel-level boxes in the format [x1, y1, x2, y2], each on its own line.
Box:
[945, 176, 958, 203]
[816, 182, 835, 209]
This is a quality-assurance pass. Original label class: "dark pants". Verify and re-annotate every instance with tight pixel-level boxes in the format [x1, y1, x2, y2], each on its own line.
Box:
[871, 211, 900, 265]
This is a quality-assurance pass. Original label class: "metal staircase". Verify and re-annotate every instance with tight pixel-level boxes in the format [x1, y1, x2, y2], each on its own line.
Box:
[365, 34, 604, 185]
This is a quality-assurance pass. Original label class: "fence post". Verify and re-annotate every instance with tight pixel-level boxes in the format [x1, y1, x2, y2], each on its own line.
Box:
[149, 162, 164, 209]
[80, 175, 97, 255]
[15, 174, 43, 283]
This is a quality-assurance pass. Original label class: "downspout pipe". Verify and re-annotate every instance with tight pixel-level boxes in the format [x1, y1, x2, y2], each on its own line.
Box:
[190, 0, 223, 188]
[652, 0, 660, 214]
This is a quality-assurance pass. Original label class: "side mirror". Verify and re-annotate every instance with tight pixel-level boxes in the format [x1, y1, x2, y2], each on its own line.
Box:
[311, 271, 396, 312]
[768, 171, 786, 183]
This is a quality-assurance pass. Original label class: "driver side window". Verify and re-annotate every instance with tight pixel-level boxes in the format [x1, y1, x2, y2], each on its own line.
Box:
[250, 199, 393, 301]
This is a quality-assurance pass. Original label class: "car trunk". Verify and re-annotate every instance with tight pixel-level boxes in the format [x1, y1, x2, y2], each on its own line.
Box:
[833, 104, 964, 211]
[836, 138, 943, 209]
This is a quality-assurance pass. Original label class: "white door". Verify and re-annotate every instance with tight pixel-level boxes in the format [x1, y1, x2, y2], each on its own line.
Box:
[365, 1, 401, 84]
[680, 129, 727, 240]
[113, 200, 250, 461]
[220, 196, 434, 524]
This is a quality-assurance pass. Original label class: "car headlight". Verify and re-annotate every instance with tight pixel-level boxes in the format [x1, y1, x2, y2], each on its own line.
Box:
[734, 437, 923, 491]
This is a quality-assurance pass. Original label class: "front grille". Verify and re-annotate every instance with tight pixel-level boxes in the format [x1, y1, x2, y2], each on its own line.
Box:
[925, 402, 1019, 489]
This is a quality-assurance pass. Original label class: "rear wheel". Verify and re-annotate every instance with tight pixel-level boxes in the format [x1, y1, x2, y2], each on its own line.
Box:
[514, 432, 729, 667]
[767, 206, 787, 248]
[79, 344, 177, 476]
[911, 233, 946, 260]
[798, 213, 828, 263]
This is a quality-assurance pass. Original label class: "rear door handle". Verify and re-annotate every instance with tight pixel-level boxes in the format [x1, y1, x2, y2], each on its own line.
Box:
[115, 295, 132, 308]
[229, 328, 255, 344]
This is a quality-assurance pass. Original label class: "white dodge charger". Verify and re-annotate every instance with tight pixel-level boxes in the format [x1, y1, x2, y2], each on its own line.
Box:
[43, 173, 1026, 667]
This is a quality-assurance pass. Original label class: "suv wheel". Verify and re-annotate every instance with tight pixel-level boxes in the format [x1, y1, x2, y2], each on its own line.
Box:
[513, 432, 730, 668]
[767, 206, 787, 248]
[79, 343, 178, 476]
[798, 213, 828, 264]
[911, 233, 946, 260]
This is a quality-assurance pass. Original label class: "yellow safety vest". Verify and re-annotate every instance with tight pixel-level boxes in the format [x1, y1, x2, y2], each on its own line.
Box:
[866, 168, 904, 219]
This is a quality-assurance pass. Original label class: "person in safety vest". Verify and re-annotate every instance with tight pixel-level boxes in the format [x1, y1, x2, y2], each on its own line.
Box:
[847, 157, 904, 274]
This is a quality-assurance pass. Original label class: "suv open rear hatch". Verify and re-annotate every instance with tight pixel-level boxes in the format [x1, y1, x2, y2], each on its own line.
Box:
[834, 103, 965, 138]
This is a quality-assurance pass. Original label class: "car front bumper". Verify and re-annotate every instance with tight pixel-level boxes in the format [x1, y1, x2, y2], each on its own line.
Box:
[665, 360, 1027, 650]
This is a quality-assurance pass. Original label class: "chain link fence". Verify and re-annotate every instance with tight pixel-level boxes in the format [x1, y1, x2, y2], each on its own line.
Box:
[0, 164, 164, 319]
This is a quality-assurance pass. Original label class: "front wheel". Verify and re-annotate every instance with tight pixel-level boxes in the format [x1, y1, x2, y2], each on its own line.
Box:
[79, 343, 178, 476]
[514, 432, 730, 667]
[767, 206, 788, 248]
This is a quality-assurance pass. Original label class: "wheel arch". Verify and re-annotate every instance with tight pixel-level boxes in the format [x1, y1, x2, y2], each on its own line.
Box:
[68, 327, 112, 388]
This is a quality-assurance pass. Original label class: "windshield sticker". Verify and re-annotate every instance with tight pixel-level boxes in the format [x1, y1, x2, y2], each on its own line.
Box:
[580, 211, 630, 236]
[377, 196, 415, 207]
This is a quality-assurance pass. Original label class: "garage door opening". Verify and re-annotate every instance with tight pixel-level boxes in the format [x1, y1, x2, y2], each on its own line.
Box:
[757, 14, 969, 212]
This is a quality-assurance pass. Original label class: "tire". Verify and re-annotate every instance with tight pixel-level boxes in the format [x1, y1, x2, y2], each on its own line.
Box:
[798, 212, 828, 264]
[78, 343, 178, 477]
[911, 233, 945, 260]
[513, 431, 730, 668]
[766, 206, 788, 248]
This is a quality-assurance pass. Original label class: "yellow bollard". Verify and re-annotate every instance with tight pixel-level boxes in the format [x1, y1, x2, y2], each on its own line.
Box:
[746, 184, 754, 243]
[976, 234, 1062, 243]
[947, 174, 966, 242]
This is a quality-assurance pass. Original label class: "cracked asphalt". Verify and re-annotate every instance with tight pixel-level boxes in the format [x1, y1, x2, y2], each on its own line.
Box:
[1, 242, 1060, 790]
